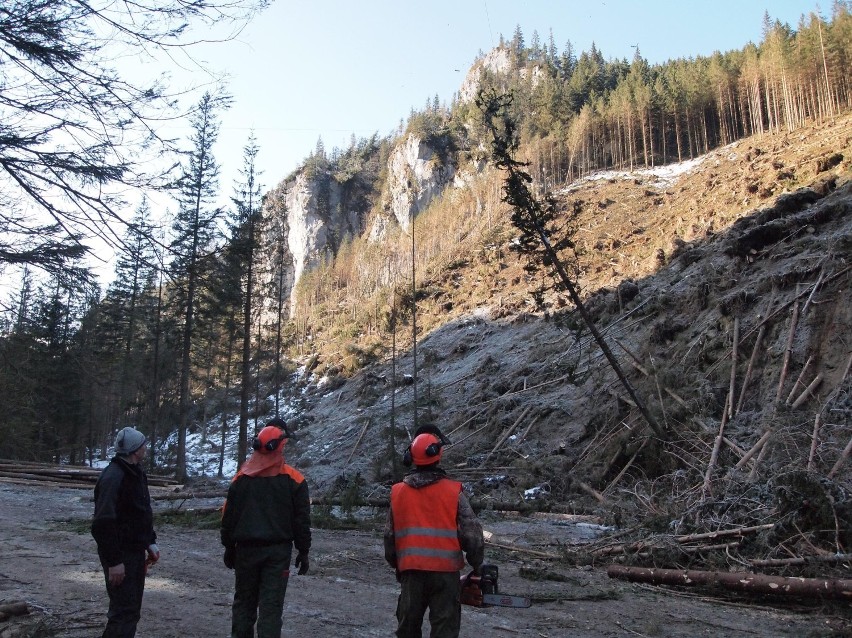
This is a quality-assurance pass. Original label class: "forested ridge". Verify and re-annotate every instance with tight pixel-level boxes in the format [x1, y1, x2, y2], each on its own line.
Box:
[0, 2, 850, 489]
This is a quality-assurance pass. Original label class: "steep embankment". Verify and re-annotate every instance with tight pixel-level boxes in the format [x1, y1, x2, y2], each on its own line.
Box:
[288, 113, 851, 566]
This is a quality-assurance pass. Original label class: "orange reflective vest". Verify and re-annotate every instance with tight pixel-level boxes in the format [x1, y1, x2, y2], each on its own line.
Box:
[390, 479, 465, 572]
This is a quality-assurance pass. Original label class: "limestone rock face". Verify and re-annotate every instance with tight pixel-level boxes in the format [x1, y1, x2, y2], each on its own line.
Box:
[459, 46, 542, 104]
[262, 134, 455, 314]
[459, 47, 512, 103]
[385, 134, 455, 233]
[261, 170, 362, 314]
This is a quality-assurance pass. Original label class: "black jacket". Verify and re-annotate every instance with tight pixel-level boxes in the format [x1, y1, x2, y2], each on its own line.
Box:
[92, 455, 156, 567]
[221, 464, 311, 554]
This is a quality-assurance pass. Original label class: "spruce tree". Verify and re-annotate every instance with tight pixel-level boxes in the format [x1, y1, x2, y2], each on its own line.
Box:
[228, 134, 264, 467]
[170, 91, 229, 480]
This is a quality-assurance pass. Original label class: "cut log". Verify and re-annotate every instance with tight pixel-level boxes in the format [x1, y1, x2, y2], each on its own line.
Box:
[750, 553, 852, 568]
[828, 435, 852, 479]
[703, 389, 731, 495]
[576, 480, 605, 503]
[800, 266, 826, 317]
[513, 416, 540, 446]
[723, 437, 753, 468]
[735, 429, 771, 470]
[735, 325, 765, 415]
[775, 301, 800, 405]
[727, 318, 739, 417]
[807, 412, 822, 471]
[674, 523, 774, 543]
[344, 417, 371, 466]
[790, 373, 823, 409]
[614, 338, 688, 408]
[603, 438, 648, 495]
[0, 475, 95, 490]
[607, 389, 636, 408]
[704, 320, 739, 494]
[786, 355, 814, 405]
[607, 565, 852, 600]
[483, 406, 532, 463]
[484, 537, 561, 559]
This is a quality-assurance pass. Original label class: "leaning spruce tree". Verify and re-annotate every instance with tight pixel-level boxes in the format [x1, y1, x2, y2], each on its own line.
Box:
[476, 89, 664, 439]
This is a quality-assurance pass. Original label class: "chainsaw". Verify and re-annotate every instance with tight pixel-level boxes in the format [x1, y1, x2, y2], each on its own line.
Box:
[460, 564, 531, 608]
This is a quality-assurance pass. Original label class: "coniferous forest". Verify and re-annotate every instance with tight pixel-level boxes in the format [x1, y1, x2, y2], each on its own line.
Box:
[1, 2, 850, 480]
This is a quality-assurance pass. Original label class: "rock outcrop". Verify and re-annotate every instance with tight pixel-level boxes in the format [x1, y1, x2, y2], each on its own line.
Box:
[262, 134, 455, 314]
[384, 134, 456, 233]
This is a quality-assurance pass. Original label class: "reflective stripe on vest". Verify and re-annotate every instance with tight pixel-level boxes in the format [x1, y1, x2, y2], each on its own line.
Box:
[391, 479, 465, 572]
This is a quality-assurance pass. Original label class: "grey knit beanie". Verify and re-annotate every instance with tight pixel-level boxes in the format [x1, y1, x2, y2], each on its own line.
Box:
[114, 427, 146, 455]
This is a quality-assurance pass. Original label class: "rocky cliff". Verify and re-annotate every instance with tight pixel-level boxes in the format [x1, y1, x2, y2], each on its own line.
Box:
[262, 133, 457, 314]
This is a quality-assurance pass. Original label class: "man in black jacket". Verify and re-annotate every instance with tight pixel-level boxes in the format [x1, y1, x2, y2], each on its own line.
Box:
[221, 417, 311, 638]
[92, 427, 160, 638]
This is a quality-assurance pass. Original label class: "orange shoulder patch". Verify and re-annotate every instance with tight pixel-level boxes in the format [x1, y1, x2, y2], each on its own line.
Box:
[280, 464, 305, 483]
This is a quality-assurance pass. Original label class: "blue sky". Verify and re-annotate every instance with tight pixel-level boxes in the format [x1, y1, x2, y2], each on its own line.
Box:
[0, 2, 824, 300]
[188, 0, 823, 200]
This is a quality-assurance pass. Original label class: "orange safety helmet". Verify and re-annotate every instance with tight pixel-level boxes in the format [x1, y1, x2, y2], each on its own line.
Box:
[252, 425, 286, 453]
[409, 433, 443, 466]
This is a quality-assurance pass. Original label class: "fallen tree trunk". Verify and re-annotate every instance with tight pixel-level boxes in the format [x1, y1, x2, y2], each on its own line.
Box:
[750, 553, 852, 568]
[0, 462, 178, 487]
[152, 490, 225, 501]
[607, 565, 852, 600]
[0, 475, 95, 490]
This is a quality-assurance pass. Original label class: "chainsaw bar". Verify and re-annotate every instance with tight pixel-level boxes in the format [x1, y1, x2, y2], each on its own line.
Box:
[460, 563, 532, 609]
[481, 593, 532, 608]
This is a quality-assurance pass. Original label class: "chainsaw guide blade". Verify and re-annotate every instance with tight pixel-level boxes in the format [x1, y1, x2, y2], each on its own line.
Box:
[481, 593, 532, 608]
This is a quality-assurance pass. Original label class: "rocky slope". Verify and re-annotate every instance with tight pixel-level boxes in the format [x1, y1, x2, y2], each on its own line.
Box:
[281, 112, 851, 568]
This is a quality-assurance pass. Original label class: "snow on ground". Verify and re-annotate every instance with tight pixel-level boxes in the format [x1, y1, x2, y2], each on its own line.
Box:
[90, 385, 304, 482]
[558, 144, 740, 193]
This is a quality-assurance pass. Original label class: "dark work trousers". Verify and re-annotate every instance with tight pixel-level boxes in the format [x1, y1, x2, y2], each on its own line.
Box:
[101, 548, 146, 638]
[395, 570, 461, 638]
[231, 543, 292, 638]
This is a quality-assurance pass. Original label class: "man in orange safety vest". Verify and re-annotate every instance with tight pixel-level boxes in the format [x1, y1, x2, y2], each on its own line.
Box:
[384, 425, 485, 638]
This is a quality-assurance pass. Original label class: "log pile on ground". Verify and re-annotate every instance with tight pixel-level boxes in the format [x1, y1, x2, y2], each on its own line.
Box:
[0, 460, 180, 489]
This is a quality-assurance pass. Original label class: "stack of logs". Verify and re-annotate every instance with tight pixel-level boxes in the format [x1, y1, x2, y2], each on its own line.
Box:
[0, 459, 178, 489]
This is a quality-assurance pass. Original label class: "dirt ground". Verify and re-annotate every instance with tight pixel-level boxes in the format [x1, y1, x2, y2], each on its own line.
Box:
[1, 483, 848, 638]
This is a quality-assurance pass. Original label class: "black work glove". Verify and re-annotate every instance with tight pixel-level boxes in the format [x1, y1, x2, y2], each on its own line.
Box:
[294, 552, 309, 575]
[223, 546, 235, 570]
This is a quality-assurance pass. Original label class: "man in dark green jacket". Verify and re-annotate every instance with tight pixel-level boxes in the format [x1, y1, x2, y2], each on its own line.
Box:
[221, 417, 311, 638]
[92, 426, 160, 638]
